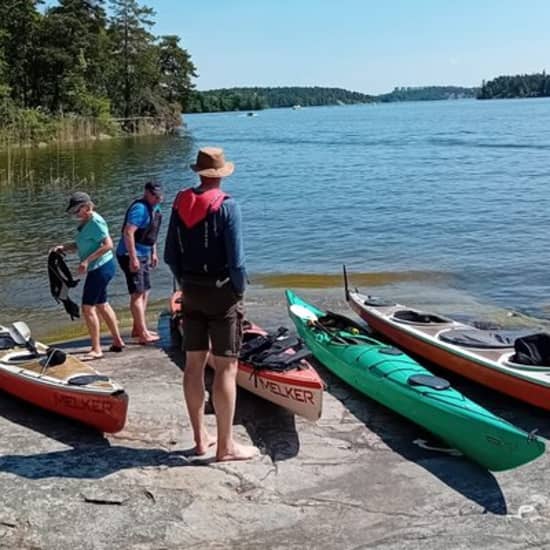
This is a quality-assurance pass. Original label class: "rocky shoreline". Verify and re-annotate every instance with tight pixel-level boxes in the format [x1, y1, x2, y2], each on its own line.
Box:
[1, 310, 549, 549]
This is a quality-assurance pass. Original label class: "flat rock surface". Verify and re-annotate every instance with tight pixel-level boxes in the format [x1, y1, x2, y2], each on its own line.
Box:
[1, 312, 549, 549]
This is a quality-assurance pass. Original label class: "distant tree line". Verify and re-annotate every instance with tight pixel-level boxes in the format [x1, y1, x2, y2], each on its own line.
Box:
[377, 86, 478, 102]
[0, 0, 196, 144]
[478, 72, 550, 99]
[186, 86, 374, 113]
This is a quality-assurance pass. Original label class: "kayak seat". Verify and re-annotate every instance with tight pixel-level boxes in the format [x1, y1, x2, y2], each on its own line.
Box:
[0, 332, 17, 350]
[407, 374, 451, 390]
[438, 329, 519, 349]
[392, 310, 450, 325]
[42, 347, 67, 367]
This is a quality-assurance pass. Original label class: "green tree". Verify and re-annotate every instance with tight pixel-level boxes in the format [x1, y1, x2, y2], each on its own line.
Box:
[108, 0, 157, 119]
[0, 0, 42, 107]
[37, 0, 109, 113]
[158, 35, 197, 112]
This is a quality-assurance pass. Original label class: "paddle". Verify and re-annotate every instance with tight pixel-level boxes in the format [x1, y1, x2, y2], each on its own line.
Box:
[10, 321, 39, 356]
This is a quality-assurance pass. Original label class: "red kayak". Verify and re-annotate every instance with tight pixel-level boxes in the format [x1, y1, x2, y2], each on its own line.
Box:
[0, 322, 128, 433]
[169, 291, 323, 421]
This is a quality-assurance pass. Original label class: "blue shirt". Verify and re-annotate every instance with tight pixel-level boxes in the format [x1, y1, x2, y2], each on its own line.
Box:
[75, 212, 113, 271]
[116, 201, 160, 257]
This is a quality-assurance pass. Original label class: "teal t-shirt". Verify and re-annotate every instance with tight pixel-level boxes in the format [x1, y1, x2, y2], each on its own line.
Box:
[75, 212, 113, 271]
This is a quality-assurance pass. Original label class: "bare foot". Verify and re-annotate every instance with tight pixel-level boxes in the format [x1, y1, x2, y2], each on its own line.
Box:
[194, 434, 217, 456]
[133, 329, 159, 339]
[80, 350, 104, 361]
[138, 334, 160, 345]
[216, 443, 260, 462]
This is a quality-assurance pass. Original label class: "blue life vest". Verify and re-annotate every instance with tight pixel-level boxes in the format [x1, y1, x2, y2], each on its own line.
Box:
[173, 188, 230, 279]
[122, 198, 162, 246]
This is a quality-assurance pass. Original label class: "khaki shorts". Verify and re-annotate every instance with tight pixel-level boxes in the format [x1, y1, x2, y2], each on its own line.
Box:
[181, 284, 244, 357]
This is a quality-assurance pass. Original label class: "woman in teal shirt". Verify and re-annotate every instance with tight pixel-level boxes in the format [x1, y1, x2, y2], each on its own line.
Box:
[54, 192, 125, 360]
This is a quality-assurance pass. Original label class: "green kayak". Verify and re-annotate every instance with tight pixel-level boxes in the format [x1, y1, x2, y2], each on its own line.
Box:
[286, 290, 545, 471]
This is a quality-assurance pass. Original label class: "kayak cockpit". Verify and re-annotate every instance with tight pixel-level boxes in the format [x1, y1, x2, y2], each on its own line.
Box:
[391, 309, 451, 325]
[362, 295, 395, 307]
[503, 333, 550, 369]
[438, 329, 517, 349]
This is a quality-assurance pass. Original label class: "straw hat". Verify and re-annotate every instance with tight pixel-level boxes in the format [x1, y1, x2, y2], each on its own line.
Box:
[190, 147, 234, 178]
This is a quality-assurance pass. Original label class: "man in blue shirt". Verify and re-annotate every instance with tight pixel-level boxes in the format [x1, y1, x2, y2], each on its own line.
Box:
[164, 147, 258, 462]
[117, 181, 163, 344]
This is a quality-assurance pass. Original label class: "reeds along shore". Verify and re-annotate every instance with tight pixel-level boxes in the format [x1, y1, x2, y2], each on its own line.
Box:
[0, 115, 174, 186]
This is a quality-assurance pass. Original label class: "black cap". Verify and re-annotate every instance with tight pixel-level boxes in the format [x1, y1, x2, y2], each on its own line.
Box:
[144, 181, 162, 196]
[66, 191, 91, 213]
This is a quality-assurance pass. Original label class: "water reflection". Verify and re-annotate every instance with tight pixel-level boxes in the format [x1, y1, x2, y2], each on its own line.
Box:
[0, 133, 195, 335]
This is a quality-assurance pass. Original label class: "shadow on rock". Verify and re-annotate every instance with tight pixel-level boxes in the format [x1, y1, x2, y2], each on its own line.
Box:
[312, 358, 508, 515]
[233, 390, 300, 462]
[0, 390, 109, 448]
[0, 392, 190, 479]
[0, 445, 190, 479]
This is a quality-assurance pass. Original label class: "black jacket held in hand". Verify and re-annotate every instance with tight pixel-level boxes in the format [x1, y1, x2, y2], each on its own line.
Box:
[47, 250, 80, 320]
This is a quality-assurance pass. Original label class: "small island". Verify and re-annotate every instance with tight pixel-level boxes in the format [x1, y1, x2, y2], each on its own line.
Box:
[478, 72, 550, 99]
[185, 86, 374, 113]
[377, 86, 479, 102]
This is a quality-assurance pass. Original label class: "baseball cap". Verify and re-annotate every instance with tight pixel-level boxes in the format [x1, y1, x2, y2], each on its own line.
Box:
[66, 191, 92, 214]
[144, 181, 163, 197]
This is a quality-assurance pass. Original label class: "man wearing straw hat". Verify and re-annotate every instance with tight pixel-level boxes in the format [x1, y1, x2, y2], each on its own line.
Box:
[164, 147, 259, 462]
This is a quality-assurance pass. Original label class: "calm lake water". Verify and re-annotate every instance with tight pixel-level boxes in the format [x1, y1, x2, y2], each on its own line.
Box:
[2, 98, 550, 339]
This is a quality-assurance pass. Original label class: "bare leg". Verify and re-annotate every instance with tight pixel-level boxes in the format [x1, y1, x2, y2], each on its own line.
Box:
[184, 350, 216, 455]
[130, 291, 159, 343]
[97, 303, 125, 348]
[142, 291, 158, 337]
[211, 355, 259, 462]
[82, 304, 102, 355]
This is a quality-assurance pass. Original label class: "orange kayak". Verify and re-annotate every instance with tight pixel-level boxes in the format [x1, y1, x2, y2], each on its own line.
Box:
[169, 291, 323, 421]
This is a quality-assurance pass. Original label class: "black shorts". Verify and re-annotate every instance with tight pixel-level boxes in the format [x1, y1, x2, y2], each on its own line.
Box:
[181, 283, 244, 358]
[117, 255, 151, 294]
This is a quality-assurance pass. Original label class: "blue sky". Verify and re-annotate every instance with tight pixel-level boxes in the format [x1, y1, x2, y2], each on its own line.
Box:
[148, 0, 550, 94]
[46, 0, 550, 95]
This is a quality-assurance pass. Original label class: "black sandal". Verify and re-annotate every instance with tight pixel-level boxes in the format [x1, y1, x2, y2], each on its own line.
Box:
[109, 345, 125, 353]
